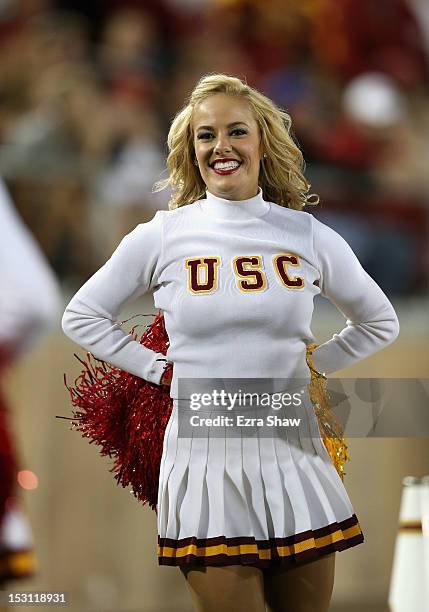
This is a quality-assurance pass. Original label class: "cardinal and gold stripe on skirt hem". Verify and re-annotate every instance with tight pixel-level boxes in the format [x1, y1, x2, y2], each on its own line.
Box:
[157, 514, 364, 568]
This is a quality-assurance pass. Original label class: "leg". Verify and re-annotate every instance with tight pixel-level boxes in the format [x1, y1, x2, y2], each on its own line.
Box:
[264, 553, 336, 612]
[179, 564, 266, 612]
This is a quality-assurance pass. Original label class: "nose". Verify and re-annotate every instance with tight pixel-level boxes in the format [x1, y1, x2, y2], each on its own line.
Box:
[214, 132, 232, 154]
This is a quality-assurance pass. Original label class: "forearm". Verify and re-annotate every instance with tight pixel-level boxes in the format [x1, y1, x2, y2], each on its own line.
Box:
[62, 299, 168, 384]
[311, 304, 400, 374]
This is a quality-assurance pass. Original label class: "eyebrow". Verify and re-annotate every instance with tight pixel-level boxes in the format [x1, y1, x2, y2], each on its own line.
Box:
[196, 121, 249, 131]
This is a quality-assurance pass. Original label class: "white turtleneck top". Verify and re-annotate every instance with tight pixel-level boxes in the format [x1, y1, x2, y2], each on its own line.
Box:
[62, 188, 399, 398]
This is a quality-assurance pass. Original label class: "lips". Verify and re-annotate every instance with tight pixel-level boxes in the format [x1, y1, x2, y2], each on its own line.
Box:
[210, 158, 242, 175]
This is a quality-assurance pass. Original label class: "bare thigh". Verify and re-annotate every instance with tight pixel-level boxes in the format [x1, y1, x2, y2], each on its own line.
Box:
[264, 553, 336, 612]
[179, 564, 266, 612]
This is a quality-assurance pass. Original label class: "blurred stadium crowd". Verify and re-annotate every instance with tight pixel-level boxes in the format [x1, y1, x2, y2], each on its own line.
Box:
[0, 0, 428, 296]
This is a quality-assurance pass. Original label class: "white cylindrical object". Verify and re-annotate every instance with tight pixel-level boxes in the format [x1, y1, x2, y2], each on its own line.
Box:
[0, 498, 34, 550]
[388, 476, 428, 612]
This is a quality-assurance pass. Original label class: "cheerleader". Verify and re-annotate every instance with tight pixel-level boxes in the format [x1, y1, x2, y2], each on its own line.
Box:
[0, 178, 61, 586]
[62, 75, 400, 612]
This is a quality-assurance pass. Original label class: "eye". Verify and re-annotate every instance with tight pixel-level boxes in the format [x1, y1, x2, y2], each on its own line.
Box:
[231, 128, 247, 136]
[197, 132, 213, 140]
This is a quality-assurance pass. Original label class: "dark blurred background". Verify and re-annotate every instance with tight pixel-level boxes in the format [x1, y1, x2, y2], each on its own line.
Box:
[0, 2, 428, 610]
[1, 0, 428, 296]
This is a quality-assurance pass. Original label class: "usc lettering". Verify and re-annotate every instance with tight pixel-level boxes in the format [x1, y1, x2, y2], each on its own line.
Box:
[185, 253, 305, 293]
[273, 254, 305, 289]
[233, 256, 266, 292]
[185, 257, 220, 294]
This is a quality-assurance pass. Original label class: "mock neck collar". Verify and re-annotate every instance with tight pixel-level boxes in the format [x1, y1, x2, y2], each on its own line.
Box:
[200, 187, 270, 220]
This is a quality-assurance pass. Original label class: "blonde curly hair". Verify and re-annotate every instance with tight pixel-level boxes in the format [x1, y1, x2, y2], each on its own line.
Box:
[153, 73, 319, 210]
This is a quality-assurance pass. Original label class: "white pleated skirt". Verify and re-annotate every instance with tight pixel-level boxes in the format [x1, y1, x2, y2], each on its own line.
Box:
[156, 396, 364, 568]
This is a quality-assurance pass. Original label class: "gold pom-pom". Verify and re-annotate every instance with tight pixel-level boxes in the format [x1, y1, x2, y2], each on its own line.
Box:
[305, 343, 349, 480]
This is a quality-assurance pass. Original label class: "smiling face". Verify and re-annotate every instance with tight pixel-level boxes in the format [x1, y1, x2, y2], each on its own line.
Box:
[192, 93, 263, 201]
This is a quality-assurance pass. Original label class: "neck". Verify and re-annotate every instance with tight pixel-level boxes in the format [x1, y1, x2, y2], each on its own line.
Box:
[200, 187, 270, 220]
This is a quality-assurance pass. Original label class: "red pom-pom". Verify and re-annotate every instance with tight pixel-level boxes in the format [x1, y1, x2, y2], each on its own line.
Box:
[60, 312, 172, 512]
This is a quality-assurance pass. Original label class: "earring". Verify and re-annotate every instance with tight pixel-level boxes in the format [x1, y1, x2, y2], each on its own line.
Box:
[263, 153, 267, 159]
[194, 159, 198, 166]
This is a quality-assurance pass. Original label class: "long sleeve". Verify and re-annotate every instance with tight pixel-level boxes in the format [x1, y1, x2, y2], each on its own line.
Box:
[310, 215, 400, 374]
[61, 211, 168, 385]
[0, 178, 62, 360]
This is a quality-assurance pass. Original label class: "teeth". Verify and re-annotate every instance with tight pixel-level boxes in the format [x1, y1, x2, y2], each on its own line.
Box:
[213, 161, 240, 170]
